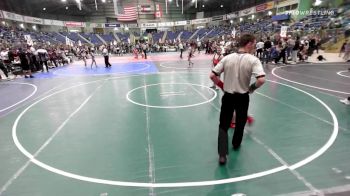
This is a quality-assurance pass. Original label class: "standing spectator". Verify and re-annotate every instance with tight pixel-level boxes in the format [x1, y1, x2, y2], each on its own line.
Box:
[256, 39, 264, 59]
[102, 46, 112, 68]
[142, 42, 148, 59]
[80, 49, 87, 67]
[287, 35, 295, 60]
[339, 41, 347, 57]
[19, 48, 34, 78]
[263, 37, 272, 64]
[188, 43, 194, 67]
[343, 41, 350, 62]
[210, 49, 223, 89]
[275, 40, 287, 65]
[0, 60, 9, 80]
[90, 51, 97, 68]
[179, 42, 184, 59]
[37, 47, 49, 72]
[0, 48, 9, 80]
[292, 37, 300, 64]
[209, 34, 266, 165]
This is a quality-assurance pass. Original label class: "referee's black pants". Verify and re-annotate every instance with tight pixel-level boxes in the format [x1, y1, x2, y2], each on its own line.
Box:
[218, 92, 249, 156]
[104, 56, 111, 67]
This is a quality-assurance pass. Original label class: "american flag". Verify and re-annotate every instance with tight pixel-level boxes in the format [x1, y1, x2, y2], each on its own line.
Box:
[117, 6, 138, 21]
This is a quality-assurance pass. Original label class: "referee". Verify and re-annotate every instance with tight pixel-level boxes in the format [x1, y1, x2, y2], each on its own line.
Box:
[210, 34, 266, 165]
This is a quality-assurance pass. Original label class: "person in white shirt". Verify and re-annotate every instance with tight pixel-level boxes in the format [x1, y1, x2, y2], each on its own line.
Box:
[142, 43, 148, 59]
[0, 48, 9, 80]
[102, 46, 111, 68]
[197, 41, 201, 54]
[80, 49, 87, 67]
[188, 44, 194, 67]
[256, 39, 265, 59]
[37, 48, 49, 72]
[0, 48, 9, 63]
[210, 34, 266, 165]
[90, 51, 97, 68]
[178, 42, 184, 59]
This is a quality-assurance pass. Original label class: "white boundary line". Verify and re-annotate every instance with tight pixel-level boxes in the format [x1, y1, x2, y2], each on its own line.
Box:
[10, 74, 338, 188]
[53, 63, 152, 77]
[0, 82, 37, 113]
[159, 62, 210, 70]
[337, 70, 350, 78]
[142, 76, 156, 195]
[265, 80, 338, 170]
[1, 81, 105, 195]
[272, 65, 350, 95]
[126, 83, 217, 109]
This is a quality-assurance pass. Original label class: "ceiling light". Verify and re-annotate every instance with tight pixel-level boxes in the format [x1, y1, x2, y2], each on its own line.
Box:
[61, 0, 66, 2]
[314, 0, 322, 6]
[43, 7, 46, 11]
[202, 5, 205, 7]
[220, 5, 223, 8]
[66, 6, 69, 10]
[101, 0, 106, 2]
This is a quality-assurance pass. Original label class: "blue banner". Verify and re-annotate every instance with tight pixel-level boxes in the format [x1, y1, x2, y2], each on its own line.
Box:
[104, 23, 121, 28]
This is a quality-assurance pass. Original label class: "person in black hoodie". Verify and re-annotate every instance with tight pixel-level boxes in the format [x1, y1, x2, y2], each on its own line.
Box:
[19, 48, 34, 78]
[292, 37, 300, 63]
[263, 37, 272, 64]
[339, 41, 347, 57]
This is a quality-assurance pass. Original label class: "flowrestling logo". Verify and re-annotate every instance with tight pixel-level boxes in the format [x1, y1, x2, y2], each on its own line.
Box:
[289, 8, 335, 16]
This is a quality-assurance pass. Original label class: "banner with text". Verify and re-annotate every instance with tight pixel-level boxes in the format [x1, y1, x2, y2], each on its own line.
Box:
[256, 1, 275, 13]
[239, 7, 256, 16]
[158, 22, 174, 27]
[174, 21, 187, 26]
[65, 21, 86, 27]
[127, 23, 138, 28]
[104, 23, 121, 28]
[140, 23, 157, 28]
[190, 18, 211, 24]
[226, 12, 239, 19]
[139, 5, 153, 13]
[24, 16, 43, 24]
[212, 15, 224, 21]
[280, 26, 288, 37]
[2, 11, 24, 22]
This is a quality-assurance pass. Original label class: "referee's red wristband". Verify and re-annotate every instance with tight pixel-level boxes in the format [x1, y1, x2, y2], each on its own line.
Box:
[217, 81, 224, 89]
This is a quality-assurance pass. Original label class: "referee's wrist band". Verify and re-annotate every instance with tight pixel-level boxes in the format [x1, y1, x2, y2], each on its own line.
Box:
[249, 83, 258, 91]
[212, 71, 220, 76]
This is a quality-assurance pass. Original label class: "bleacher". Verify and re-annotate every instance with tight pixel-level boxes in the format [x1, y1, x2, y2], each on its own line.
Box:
[60, 32, 87, 43]
[80, 33, 103, 45]
[100, 34, 115, 43]
[117, 32, 130, 43]
[179, 30, 194, 41]
[152, 31, 164, 43]
[166, 30, 181, 41]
